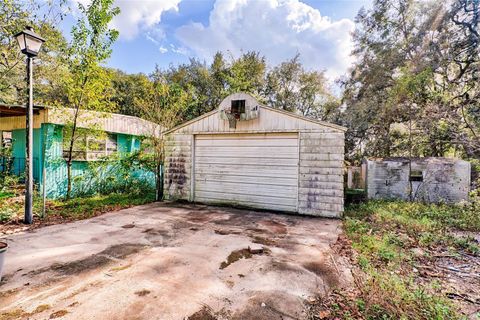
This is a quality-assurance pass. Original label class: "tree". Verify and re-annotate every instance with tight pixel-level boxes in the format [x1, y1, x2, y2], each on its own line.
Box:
[341, 0, 480, 161]
[111, 70, 150, 117]
[61, 0, 119, 199]
[265, 54, 339, 120]
[225, 51, 266, 95]
[432, 0, 480, 158]
[0, 0, 67, 104]
[134, 75, 191, 201]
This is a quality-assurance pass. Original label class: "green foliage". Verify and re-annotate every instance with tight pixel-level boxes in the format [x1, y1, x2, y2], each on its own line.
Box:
[342, 0, 480, 160]
[47, 192, 155, 219]
[0, 191, 154, 224]
[264, 54, 340, 120]
[70, 151, 155, 198]
[60, 0, 120, 199]
[136, 51, 338, 125]
[359, 272, 459, 320]
[111, 70, 150, 116]
[0, 172, 21, 194]
[0, 0, 68, 105]
[338, 200, 476, 319]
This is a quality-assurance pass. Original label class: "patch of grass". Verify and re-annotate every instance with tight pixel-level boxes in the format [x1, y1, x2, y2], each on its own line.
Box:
[0, 191, 14, 200]
[46, 192, 155, 219]
[355, 271, 459, 320]
[345, 200, 479, 259]
[327, 200, 478, 319]
[0, 192, 155, 227]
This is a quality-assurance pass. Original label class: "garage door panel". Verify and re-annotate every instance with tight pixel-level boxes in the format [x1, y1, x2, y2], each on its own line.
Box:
[196, 138, 298, 147]
[196, 164, 297, 178]
[195, 173, 297, 186]
[195, 180, 298, 198]
[195, 157, 298, 166]
[196, 134, 296, 140]
[195, 192, 297, 210]
[195, 146, 298, 158]
[194, 133, 299, 212]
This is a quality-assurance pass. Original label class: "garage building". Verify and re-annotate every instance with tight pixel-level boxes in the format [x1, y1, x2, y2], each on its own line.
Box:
[163, 93, 346, 217]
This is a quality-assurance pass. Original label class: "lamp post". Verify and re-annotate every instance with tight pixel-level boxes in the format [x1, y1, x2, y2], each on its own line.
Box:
[14, 26, 45, 224]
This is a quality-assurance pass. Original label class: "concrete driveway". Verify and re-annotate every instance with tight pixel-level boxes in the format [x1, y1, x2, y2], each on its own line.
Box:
[0, 203, 351, 320]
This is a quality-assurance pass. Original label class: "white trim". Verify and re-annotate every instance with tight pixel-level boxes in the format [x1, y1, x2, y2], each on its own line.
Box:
[190, 134, 196, 202]
[296, 132, 301, 212]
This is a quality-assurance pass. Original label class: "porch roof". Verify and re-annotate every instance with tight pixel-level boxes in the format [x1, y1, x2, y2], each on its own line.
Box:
[0, 104, 45, 118]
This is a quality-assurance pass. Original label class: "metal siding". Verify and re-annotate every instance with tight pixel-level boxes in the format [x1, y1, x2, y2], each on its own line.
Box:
[193, 133, 299, 212]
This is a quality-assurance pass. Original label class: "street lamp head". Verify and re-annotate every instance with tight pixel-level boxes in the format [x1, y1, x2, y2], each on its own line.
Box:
[14, 26, 45, 57]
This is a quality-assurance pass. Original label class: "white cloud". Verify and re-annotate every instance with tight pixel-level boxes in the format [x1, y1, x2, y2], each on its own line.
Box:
[70, 0, 180, 40]
[159, 46, 168, 54]
[111, 0, 181, 40]
[145, 28, 166, 45]
[169, 44, 189, 56]
[175, 0, 355, 79]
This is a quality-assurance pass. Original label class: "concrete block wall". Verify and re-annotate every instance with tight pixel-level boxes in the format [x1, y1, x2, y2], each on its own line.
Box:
[366, 158, 471, 203]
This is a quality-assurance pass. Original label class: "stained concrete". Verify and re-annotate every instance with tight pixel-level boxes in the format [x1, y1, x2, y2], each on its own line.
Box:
[0, 203, 350, 320]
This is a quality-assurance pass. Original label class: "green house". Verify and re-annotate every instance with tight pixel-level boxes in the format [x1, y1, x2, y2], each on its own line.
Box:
[0, 104, 157, 198]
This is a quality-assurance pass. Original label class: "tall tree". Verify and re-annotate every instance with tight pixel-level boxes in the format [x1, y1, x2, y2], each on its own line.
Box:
[339, 0, 478, 160]
[61, 0, 119, 199]
[0, 0, 67, 104]
[134, 75, 191, 201]
[265, 54, 339, 120]
[111, 70, 150, 117]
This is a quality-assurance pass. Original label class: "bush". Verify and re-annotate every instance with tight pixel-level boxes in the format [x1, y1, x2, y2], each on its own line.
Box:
[71, 151, 156, 198]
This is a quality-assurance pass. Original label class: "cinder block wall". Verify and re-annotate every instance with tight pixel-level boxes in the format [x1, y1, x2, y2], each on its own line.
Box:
[366, 158, 471, 203]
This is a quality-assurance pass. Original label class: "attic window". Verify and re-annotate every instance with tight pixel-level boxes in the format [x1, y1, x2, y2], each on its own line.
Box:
[231, 99, 246, 118]
[409, 170, 423, 182]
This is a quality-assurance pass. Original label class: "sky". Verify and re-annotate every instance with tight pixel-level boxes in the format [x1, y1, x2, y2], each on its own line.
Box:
[63, 0, 372, 81]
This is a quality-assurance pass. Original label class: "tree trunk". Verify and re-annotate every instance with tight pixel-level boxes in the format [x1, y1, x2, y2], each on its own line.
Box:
[66, 161, 72, 199]
[155, 160, 162, 202]
[66, 111, 80, 200]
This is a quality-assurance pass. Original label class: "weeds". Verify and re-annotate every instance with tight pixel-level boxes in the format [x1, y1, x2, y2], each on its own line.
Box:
[318, 200, 479, 319]
[0, 192, 155, 227]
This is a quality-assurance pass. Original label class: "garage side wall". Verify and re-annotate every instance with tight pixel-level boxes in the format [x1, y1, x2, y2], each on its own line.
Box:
[298, 131, 344, 217]
[164, 133, 192, 201]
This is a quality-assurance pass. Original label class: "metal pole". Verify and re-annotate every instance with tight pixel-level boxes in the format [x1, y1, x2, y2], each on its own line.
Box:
[25, 56, 33, 224]
[42, 114, 47, 218]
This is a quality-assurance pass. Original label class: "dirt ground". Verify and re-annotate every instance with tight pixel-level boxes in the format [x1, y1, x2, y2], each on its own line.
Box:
[0, 202, 352, 320]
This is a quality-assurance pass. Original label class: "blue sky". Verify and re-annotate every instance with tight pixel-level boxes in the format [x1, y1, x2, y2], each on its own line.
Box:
[64, 0, 372, 80]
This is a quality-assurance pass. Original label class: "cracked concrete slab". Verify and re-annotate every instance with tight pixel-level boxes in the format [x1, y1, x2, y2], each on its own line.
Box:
[0, 202, 351, 320]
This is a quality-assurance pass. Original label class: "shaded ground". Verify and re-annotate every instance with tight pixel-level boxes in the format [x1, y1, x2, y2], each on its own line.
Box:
[0, 202, 351, 320]
[0, 193, 155, 236]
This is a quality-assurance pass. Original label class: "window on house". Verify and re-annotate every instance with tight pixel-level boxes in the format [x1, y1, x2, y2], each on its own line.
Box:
[409, 170, 423, 182]
[62, 129, 117, 161]
[87, 136, 106, 160]
[63, 134, 87, 161]
[1, 131, 12, 149]
[106, 134, 118, 155]
[231, 99, 246, 119]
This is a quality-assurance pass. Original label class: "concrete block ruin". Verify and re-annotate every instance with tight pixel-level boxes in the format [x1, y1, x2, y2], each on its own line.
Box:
[365, 158, 471, 203]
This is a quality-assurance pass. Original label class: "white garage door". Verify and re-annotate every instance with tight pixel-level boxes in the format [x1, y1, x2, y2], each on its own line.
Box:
[194, 133, 299, 212]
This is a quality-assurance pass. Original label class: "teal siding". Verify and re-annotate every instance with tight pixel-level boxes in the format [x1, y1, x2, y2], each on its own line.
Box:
[6, 124, 154, 199]
[117, 134, 129, 153]
[117, 134, 140, 153]
[10, 128, 43, 180]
